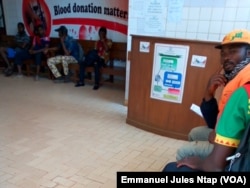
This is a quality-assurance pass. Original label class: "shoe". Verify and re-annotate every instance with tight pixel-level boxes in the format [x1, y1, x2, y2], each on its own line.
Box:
[64, 75, 71, 83]
[93, 84, 99, 90]
[103, 63, 107, 68]
[75, 82, 85, 87]
[3, 68, 8, 74]
[15, 74, 23, 78]
[54, 76, 64, 83]
[34, 75, 40, 81]
[5, 68, 13, 77]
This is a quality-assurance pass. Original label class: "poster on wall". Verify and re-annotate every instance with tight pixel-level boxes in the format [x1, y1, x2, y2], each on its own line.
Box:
[151, 43, 189, 103]
[143, 0, 167, 35]
[21, 0, 128, 42]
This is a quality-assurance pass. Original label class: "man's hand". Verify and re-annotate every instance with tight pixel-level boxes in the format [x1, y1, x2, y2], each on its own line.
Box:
[177, 156, 202, 169]
[208, 130, 216, 144]
[204, 67, 227, 101]
[43, 48, 48, 54]
[60, 36, 65, 44]
[29, 49, 34, 54]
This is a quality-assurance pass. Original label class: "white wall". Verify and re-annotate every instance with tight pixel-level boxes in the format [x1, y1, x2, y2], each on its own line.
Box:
[128, 0, 250, 45]
[125, 0, 250, 102]
[2, 0, 22, 35]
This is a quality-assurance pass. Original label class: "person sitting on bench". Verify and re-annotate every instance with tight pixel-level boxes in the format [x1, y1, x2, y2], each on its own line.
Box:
[75, 26, 112, 90]
[0, 22, 30, 76]
[47, 25, 83, 83]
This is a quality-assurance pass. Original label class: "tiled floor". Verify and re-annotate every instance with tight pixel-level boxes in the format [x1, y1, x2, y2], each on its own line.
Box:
[0, 74, 186, 188]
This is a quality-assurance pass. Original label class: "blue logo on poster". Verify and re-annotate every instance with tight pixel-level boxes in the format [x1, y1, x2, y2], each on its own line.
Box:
[163, 72, 182, 88]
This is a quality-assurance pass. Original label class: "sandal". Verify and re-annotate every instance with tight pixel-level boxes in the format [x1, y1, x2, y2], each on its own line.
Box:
[75, 82, 85, 87]
[5, 68, 13, 77]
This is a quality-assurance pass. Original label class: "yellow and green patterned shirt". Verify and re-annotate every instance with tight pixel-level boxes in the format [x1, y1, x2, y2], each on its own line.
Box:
[215, 86, 250, 148]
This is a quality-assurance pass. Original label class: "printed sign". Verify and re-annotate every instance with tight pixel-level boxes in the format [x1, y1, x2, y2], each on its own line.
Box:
[151, 43, 189, 103]
[21, 0, 128, 42]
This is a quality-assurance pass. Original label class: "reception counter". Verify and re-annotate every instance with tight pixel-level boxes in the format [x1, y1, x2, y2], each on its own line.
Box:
[126, 35, 220, 140]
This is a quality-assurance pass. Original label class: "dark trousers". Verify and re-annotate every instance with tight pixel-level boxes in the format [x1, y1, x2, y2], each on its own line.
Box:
[79, 49, 104, 85]
[32, 52, 44, 65]
[14, 50, 45, 66]
[14, 49, 31, 65]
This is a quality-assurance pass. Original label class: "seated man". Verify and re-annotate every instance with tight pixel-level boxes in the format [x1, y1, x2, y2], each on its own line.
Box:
[163, 29, 250, 172]
[47, 25, 84, 83]
[75, 26, 112, 90]
[11, 25, 50, 78]
[175, 27, 250, 166]
[0, 22, 30, 76]
[29, 24, 50, 80]
[175, 71, 222, 160]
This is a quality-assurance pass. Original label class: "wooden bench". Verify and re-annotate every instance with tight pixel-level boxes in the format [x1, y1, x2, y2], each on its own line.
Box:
[0, 35, 50, 77]
[0, 35, 127, 89]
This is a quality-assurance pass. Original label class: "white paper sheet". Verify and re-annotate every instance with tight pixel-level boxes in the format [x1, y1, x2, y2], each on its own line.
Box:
[190, 103, 203, 118]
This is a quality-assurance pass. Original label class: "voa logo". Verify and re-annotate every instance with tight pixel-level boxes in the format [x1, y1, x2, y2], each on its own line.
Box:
[221, 176, 244, 184]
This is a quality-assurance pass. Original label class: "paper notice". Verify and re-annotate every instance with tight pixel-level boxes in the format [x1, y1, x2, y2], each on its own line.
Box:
[190, 103, 203, 118]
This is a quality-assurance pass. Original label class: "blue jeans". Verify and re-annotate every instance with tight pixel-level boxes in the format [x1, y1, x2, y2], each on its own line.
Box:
[79, 49, 104, 85]
[32, 52, 44, 65]
[14, 49, 31, 65]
